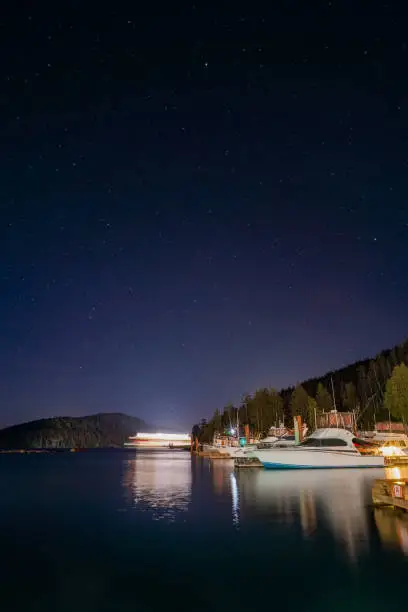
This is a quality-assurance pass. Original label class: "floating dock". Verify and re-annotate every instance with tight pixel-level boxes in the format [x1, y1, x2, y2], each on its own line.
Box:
[234, 456, 263, 468]
[193, 450, 232, 459]
[372, 478, 408, 511]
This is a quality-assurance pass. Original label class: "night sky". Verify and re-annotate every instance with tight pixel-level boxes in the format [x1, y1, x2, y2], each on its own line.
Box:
[1, 2, 408, 429]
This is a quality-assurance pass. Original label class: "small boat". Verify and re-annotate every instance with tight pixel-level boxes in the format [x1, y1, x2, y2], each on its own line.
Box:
[254, 428, 384, 469]
[361, 430, 408, 457]
[258, 435, 297, 449]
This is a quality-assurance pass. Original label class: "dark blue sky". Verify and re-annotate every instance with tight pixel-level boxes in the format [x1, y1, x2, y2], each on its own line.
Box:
[1, 2, 408, 429]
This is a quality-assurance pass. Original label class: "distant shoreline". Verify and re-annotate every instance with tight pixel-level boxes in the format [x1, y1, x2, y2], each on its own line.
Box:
[0, 447, 191, 454]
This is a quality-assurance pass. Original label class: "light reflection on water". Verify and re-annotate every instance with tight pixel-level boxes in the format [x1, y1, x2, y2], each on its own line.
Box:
[3, 451, 408, 610]
[121, 451, 408, 560]
[122, 450, 192, 522]
[375, 464, 408, 555]
[234, 468, 382, 560]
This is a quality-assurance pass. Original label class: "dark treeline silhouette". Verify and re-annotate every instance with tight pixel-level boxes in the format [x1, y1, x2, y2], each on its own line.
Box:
[193, 338, 408, 443]
[0, 413, 153, 449]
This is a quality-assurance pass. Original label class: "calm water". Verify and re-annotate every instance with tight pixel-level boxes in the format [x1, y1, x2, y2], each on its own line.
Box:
[1, 451, 408, 611]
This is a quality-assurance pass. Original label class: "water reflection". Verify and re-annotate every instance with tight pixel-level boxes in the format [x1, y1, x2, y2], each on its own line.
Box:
[122, 451, 192, 522]
[385, 464, 408, 481]
[234, 468, 385, 559]
[375, 464, 408, 555]
[230, 473, 239, 529]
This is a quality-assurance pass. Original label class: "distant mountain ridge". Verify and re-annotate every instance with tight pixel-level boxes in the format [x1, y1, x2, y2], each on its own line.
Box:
[0, 412, 156, 449]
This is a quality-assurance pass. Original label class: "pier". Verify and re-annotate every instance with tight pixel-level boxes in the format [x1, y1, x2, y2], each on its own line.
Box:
[372, 478, 408, 511]
[234, 456, 263, 468]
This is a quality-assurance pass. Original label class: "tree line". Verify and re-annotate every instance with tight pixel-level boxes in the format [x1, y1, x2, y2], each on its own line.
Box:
[192, 338, 408, 443]
[0, 413, 150, 449]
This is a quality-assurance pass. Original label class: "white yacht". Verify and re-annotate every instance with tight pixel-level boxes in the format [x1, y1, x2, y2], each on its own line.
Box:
[254, 428, 384, 469]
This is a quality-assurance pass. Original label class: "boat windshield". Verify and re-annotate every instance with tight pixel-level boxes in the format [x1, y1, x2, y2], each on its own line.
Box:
[299, 437, 348, 447]
[257, 442, 276, 449]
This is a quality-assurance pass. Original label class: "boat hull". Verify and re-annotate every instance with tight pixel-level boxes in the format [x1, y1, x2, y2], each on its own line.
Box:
[255, 449, 384, 469]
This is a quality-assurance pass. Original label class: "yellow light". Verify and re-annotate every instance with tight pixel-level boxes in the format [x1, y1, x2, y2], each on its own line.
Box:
[380, 445, 401, 457]
[390, 467, 402, 480]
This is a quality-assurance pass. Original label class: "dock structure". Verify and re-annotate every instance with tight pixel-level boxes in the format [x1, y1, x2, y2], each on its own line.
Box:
[385, 456, 408, 466]
[234, 456, 263, 468]
[372, 478, 408, 511]
[192, 449, 232, 459]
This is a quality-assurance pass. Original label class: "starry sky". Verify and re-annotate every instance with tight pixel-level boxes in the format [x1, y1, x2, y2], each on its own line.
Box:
[1, 2, 408, 429]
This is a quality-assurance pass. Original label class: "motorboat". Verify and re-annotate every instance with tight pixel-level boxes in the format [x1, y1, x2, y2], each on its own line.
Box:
[233, 435, 297, 460]
[259, 434, 297, 449]
[362, 431, 408, 457]
[254, 428, 384, 469]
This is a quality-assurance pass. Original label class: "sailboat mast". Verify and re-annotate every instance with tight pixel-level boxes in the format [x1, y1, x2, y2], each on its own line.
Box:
[330, 376, 338, 428]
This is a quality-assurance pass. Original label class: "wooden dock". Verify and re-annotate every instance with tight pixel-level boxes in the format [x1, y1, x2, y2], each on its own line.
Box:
[385, 456, 408, 466]
[192, 450, 233, 459]
[372, 478, 408, 511]
[234, 456, 263, 468]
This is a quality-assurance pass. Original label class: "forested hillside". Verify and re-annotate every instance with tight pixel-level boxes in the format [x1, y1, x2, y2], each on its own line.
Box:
[0, 413, 152, 449]
[194, 338, 408, 442]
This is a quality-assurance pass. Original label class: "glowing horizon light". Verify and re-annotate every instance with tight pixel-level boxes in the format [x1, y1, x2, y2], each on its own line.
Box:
[129, 432, 191, 441]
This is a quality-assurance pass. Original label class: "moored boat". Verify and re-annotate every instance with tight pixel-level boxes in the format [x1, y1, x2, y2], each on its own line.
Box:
[254, 428, 384, 469]
[361, 423, 408, 457]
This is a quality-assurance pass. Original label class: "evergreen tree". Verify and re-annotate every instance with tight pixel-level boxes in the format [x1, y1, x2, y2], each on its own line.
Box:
[212, 409, 222, 433]
[342, 382, 357, 412]
[290, 385, 309, 423]
[384, 364, 408, 421]
[307, 396, 319, 430]
[316, 383, 333, 412]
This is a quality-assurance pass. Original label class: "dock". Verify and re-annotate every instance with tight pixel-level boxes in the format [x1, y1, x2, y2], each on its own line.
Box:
[192, 450, 233, 459]
[372, 478, 408, 511]
[234, 456, 263, 468]
[385, 456, 408, 466]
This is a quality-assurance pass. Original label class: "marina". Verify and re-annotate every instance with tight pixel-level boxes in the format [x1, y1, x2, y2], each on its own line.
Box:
[3, 425, 408, 610]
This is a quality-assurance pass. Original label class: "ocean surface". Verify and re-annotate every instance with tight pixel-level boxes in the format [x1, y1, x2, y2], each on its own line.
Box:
[1, 450, 408, 611]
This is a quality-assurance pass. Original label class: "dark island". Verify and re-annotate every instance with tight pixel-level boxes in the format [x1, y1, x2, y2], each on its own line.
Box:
[0, 412, 153, 450]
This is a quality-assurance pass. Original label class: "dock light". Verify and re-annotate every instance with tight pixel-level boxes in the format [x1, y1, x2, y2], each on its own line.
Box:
[229, 428, 236, 435]
[380, 445, 401, 457]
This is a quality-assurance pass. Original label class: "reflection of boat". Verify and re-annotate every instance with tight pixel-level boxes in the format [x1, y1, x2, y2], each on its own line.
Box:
[254, 428, 384, 469]
[236, 468, 381, 558]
